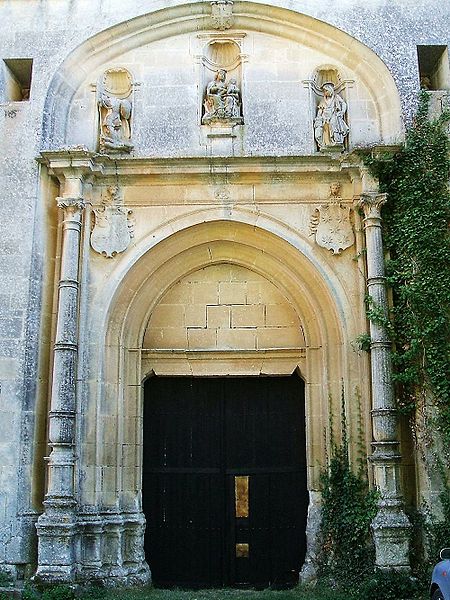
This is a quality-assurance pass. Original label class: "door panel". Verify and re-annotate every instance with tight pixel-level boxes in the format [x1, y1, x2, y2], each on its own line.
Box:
[143, 375, 307, 588]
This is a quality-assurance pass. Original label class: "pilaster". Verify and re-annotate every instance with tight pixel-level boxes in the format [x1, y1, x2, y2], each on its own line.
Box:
[356, 188, 411, 570]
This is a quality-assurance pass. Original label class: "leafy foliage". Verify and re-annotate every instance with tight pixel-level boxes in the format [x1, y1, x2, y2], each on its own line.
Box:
[22, 584, 75, 600]
[318, 394, 378, 588]
[352, 332, 371, 353]
[357, 570, 420, 600]
[424, 467, 450, 563]
[365, 91, 450, 452]
[0, 571, 12, 587]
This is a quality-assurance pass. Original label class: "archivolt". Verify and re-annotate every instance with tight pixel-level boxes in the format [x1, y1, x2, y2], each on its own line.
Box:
[94, 215, 355, 354]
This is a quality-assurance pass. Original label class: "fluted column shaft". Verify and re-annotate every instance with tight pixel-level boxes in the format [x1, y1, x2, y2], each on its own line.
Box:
[357, 191, 411, 570]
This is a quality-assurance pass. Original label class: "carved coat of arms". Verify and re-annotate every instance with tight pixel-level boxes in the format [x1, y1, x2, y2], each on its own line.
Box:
[91, 186, 134, 258]
[310, 203, 355, 255]
[210, 0, 234, 30]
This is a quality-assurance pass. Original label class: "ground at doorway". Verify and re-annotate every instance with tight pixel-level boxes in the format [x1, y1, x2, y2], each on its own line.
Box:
[80, 588, 344, 600]
[2, 583, 428, 600]
[75, 585, 427, 600]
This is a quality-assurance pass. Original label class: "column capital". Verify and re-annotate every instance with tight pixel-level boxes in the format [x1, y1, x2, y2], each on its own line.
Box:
[355, 192, 388, 218]
[56, 196, 86, 212]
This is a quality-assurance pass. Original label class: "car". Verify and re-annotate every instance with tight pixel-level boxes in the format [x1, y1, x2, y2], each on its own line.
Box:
[431, 548, 450, 600]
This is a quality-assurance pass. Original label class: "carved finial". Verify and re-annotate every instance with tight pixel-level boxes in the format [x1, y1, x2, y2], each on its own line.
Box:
[210, 0, 234, 30]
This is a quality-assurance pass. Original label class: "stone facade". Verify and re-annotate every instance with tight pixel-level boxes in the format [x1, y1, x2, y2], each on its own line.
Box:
[0, 0, 449, 585]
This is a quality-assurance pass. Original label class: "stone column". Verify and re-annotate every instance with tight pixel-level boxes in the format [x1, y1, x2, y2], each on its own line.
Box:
[357, 191, 411, 570]
[35, 182, 85, 582]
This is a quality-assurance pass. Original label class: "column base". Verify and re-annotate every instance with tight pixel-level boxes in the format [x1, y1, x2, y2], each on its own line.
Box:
[371, 503, 411, 570]
[77, 510, 151, 586]
[35, 508, 152, 585]
[35, 506, 78, 584]
[76, 564, 151, 587]
[300, 491, 322, 583]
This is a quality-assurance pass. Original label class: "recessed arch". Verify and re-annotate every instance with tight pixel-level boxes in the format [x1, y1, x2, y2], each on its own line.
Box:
[92, 213, 360, 353]
[42, 1, 403, 147]
[72, 210, 372, 583]
[88, 218, 349, 499]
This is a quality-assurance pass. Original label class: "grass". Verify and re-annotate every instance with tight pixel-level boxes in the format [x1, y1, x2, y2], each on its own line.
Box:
[78, 585, 353, 600]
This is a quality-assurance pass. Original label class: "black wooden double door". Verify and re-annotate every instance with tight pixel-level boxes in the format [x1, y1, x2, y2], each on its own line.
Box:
[142, 375, 308, 588]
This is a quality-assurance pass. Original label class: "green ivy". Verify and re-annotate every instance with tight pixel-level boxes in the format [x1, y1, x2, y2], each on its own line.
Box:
[424, 466, 450, 562]
[0, 571, 12, 587]
[318, 392, 378, 589]
[357, 569, 420, 600]
[364, 91, 450, 453]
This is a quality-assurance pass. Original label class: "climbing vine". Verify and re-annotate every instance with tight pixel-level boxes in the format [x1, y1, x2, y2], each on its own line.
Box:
[319, 391, 378, 588]
[364, 92, 450, 453]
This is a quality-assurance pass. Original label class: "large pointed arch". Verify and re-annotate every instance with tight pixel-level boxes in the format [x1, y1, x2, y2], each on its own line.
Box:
[80, 214, 368, 517]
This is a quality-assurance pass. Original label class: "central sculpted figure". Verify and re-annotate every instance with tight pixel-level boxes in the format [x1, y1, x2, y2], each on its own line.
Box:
[202, 69, 243, 124]
[98, 92, 133, 152]
[314, 82, 349, 150]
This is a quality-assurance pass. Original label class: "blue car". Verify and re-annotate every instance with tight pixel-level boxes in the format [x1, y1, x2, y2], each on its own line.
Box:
[431, 548, 450, 600]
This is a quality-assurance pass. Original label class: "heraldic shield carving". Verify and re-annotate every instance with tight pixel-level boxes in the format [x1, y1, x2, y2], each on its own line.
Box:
[310, 203, 355, 255]
[91, 186, 134, 258]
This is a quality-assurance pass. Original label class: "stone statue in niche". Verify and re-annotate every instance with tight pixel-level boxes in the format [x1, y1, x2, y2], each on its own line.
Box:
[90, 186, 134, 258]
[309, 182, 355, 255]
[314, 82, 349, 150]
[98, 93, 133, 153]
[97, 68, 133, 153]
[202, 69, 243, 124]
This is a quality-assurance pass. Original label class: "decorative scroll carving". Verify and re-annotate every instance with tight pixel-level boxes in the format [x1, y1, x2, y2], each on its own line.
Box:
[356, 192, 388, 219]
[310, 183, 354, 255]
[210, 0, 234, 30]
[90, 186, 134, 258]
[314, 82, 349, 151]
[202, 68, 243, 124]
[56, 197, 85, 212]
[97, 69, 133, 153]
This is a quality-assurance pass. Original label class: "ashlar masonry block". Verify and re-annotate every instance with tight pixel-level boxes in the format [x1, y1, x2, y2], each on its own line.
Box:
[207, 305, 230, 329]
[231, 304, 265, 328]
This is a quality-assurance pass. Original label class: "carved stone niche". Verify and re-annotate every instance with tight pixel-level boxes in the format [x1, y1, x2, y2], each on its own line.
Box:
[199, 38, 245, 127]
[97, 68, 134, 154]
[304, 66, 353, 153]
